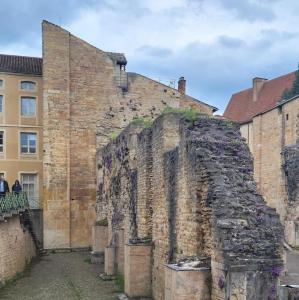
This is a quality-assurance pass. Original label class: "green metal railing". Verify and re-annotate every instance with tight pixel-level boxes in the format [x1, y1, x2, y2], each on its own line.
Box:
[0, 192, 29, 215]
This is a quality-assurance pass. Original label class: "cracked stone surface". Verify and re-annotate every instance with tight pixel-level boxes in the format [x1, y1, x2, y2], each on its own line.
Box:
[0, 252, 118, 300]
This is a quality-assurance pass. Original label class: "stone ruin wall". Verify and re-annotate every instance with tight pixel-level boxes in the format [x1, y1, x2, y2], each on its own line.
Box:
[0, 215, 36, 285]
[96, 113, 283, 300]
[240, 98, 299, 247]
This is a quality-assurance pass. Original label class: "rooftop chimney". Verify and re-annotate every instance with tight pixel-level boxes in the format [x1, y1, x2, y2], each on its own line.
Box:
[253, 77, 267, 102]
[178, 76, 186, 95]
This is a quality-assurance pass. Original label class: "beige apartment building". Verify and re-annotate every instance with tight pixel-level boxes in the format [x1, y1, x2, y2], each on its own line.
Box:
[0, 55, 43, 209]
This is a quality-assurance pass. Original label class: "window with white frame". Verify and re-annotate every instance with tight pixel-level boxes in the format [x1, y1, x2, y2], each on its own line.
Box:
[21, 97, 36, 116]
[0, 80, 3, 89]
[0, 95, 3, 113]
[21, 173, 38, 208]
[0, 131, 3, 153]
[20, 132, 37, 154]
[20, 81, 36, 91]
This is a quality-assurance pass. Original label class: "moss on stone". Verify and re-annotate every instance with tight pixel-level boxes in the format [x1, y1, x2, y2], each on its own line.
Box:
[95, 218, 108, 226]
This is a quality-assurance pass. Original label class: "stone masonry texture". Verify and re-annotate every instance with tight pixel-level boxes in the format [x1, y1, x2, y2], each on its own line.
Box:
[96, 113, 284, 300]
[240, 97, 299, 246]
[0, 215, 36, 285]
[42, 21, 214, 249]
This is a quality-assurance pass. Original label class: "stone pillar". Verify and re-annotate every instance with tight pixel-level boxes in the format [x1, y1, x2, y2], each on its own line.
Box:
[91, 224, 108, 264]
[211, 260, 284, 300]
[124, 243, 152, 298]
[115, 229, 125, 274]
[104, 246, 116, 275]
[164, 264, 211, 300]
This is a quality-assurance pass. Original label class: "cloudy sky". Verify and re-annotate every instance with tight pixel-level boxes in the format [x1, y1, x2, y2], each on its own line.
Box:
[1, 0, 299, 112]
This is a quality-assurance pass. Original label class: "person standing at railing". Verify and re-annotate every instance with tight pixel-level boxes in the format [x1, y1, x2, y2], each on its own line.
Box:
[0, 174, 9, 197]
[12, 180, 22, 195]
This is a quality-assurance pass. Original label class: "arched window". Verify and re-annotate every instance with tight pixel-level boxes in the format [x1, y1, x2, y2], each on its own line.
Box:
[20, 81, 36, 91]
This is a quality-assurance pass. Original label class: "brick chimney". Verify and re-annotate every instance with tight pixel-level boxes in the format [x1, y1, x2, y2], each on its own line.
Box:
[178, 76, 186, 95]
[253, 77, 267, 102]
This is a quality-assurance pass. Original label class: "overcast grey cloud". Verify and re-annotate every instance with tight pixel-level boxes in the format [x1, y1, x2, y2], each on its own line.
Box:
[218, 0, 276, 22]
[0, 0, 299, 112]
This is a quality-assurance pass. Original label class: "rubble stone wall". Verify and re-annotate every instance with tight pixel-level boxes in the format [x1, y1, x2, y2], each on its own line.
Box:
[96, 113, 283, 299]
[0, 215, 36, 285]
[240, 97, 299, 246]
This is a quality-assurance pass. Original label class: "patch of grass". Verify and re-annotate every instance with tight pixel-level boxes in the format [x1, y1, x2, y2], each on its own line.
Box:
[95, 218, 108, 226]
[0, 257, 36, 293]
[132, 116, 153, 128]
[114, 273, 124, 292]
[67, 279, 82, 299]
[163, 106, 200, 121]
[222, 119, 237, 128]
[109, 131, 121, 140]
[84, 257, 91, 264]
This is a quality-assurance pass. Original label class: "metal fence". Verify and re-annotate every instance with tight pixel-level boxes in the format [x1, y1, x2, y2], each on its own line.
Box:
[0, 192, 29, 215]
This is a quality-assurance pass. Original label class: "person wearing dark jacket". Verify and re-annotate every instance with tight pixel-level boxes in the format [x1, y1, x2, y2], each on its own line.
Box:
[12, 180, 22, 194]
[0, 174, 9, 197]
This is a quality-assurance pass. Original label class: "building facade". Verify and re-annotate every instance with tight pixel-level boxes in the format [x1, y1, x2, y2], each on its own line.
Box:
[224, 74, 299, 247]
[0, 55, 43, 209]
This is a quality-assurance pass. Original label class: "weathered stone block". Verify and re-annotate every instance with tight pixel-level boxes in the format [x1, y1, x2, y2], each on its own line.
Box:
[164, 264, 211, 300]
[124, 243, 152, 298]
[92, 224, 108, 253]
[105, 246, 116, 275]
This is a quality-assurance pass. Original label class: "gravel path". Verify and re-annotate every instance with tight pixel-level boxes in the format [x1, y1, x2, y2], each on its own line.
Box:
[0, 252, 119, 300]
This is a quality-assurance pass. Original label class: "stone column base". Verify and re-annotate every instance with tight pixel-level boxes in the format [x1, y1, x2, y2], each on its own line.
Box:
[105, 246, 116, 275]
[164, 264, 211, 300]
[124, 243, 152, 298]
[92, 224, 108, 252]
[91, 251, 104, 264]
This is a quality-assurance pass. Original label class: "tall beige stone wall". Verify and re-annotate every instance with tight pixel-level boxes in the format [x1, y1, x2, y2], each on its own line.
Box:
[0, 215, 36, 284]
[240, 97, 299, 246]
[42, 21, 214, 249]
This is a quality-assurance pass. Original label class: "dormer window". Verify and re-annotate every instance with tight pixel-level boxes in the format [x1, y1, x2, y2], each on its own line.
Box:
[21, 81, 36, 91]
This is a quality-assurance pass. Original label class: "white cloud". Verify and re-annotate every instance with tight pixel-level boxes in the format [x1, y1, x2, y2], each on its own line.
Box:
[2, 0, 299, 111]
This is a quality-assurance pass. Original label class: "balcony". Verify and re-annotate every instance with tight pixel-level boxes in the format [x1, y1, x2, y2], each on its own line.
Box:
[0, 192, 29, 220]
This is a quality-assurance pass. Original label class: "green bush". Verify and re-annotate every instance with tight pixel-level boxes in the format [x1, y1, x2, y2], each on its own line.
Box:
[114, 273, 124, 292]
[163, 106, 200, 121]
[280, 64, 299, 101]
[109, 131, 121, 140]
[95, 218, 108, 226]
[132, 116, 153, 128]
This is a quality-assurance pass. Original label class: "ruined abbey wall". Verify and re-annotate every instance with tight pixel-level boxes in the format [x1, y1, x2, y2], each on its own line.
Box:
[42, 21, 214, 249]
[0, 215, 36, 285]
[240, 96, 299, 246]
[96, 113, 283, 300]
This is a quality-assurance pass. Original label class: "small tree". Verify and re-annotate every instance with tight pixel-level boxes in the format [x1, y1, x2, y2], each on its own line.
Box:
[280, 63, 299, 102]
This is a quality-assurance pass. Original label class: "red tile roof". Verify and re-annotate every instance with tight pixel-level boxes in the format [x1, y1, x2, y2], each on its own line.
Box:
[224, 72, 296, 123]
